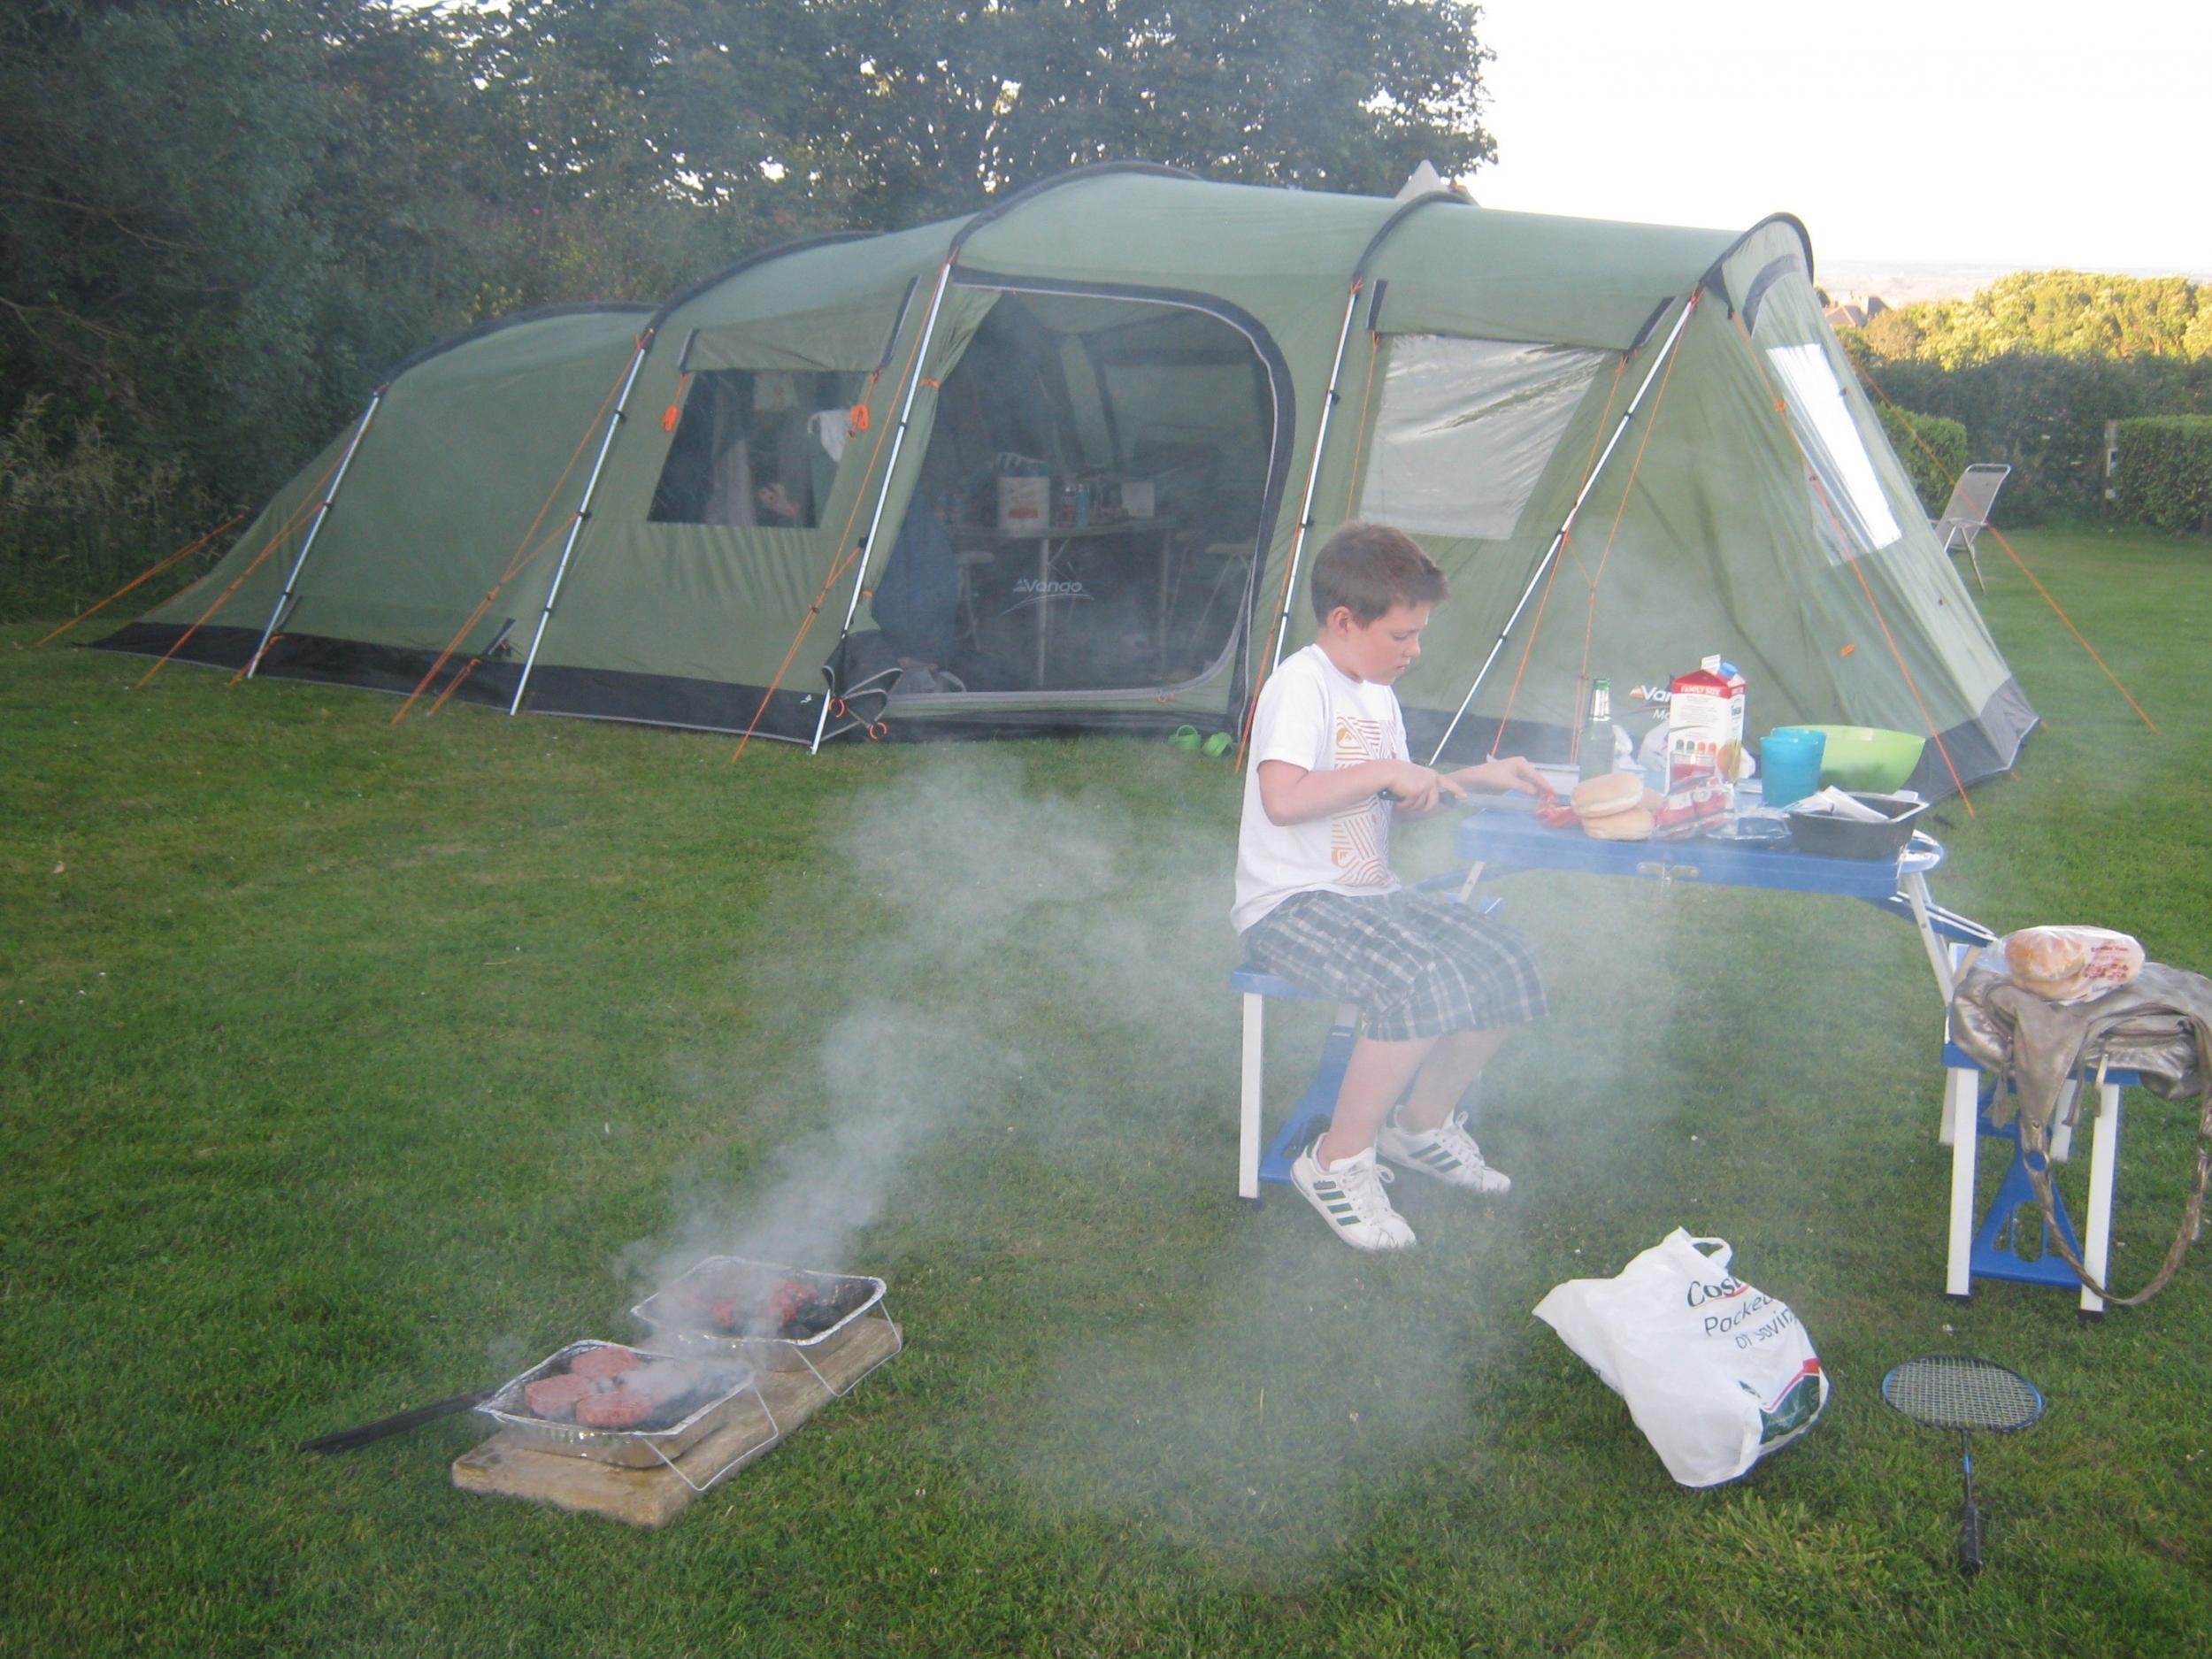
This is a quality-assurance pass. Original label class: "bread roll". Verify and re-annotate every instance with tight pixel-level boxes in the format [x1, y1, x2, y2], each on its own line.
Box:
[1582, 804, 1655, 841]
[1571, 771, 1644, 820]
[2006, 927, 2088, 987]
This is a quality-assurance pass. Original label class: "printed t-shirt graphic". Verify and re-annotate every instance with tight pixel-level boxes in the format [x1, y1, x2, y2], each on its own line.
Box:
[1331, 713, 1393, 885]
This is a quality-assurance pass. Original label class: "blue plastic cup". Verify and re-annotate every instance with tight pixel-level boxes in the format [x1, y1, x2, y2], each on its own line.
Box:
[1760, 727, 1826, 808]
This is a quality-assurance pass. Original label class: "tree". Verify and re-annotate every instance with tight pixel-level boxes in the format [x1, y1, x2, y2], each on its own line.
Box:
[1855, 271, 2208, 369]
[1859, 306, 1924, 362]
[2, 0, 1496, 613]
[468, 0, 1495, 228]
[0, 1, 503, 503]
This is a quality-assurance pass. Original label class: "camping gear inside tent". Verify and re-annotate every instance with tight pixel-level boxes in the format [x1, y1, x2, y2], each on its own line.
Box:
[99, 164, 2036, 797]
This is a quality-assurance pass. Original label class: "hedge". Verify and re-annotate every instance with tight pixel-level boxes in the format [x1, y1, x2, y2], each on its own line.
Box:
[2114, 416, 2212, 534]
[1874, 404, 1968, 517]
[1855, 351, 2212, 523]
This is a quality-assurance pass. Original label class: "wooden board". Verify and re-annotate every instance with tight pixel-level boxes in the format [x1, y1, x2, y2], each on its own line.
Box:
[451, 1317, 900, 1526]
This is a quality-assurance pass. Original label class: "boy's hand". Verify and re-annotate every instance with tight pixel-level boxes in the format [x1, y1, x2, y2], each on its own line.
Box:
[1449, 756, 1551, 801]
[1384, 762, 1464, 816]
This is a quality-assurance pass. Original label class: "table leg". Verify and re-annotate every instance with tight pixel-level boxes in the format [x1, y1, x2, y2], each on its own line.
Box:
[1157, 527, 1171, 680]
[1239, 992, 1265, 1201]
[1901, 872, 1955, 1005]
[1939, 1060, 1973, 1148]
[1035, 537, 1051, 688]
[1945, 1065, 1979, 1297]
[2078, 1081, 2120, 1317]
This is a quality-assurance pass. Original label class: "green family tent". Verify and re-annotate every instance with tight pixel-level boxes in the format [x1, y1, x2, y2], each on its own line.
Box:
[101, 163, 2034, 795]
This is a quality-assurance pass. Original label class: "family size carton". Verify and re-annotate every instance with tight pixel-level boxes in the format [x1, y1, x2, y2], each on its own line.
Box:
[996, 473, 1049, 532]
[1656, 657, 1745, 835]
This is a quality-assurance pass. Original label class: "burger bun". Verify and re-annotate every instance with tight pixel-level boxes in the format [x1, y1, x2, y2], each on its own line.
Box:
[1570, 771, 1645, 820]
[2006, 927, 2087, 986]
[1581, 804, 1655, 841]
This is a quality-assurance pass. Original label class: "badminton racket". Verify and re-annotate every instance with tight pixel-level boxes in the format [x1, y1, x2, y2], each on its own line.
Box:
[1882, 1355, 2044, 1574]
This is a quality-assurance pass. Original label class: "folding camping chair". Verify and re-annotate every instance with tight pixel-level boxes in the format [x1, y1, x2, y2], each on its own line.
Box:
[1932, 463, 2010, 592]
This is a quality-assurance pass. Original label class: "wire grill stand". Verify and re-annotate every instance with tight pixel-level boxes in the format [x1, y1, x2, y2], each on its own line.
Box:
[649, 1298, 901, 1494]
[795, 1302, 904, 1398]
[649, 1377, 781, 1494]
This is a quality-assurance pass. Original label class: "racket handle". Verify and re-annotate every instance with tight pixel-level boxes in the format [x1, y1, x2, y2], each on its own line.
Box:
[1959, 1503, 1984, 1575]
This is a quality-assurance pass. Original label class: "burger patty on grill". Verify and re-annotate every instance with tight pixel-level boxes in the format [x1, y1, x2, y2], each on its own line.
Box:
[573, 1386, 657, 1430]
[522, 1372, 601, 1419]
[570, 1345, 641, 1379]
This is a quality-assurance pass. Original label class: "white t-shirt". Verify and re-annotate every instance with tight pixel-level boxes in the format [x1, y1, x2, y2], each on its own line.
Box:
[1232, 643, 1408, 933]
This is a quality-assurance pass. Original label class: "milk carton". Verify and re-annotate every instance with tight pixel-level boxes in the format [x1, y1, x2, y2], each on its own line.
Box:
[996, 472, 1049, 532]
[1662, 657, 1745, 831]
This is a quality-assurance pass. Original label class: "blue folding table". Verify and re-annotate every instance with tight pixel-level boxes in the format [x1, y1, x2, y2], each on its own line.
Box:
[1452, 795, 2124, 1313]
[1451, 793, 1991, 1006]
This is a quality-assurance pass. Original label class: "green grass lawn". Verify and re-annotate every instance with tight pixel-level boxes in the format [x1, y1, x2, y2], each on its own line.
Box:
[4, 526, 2210, 1658]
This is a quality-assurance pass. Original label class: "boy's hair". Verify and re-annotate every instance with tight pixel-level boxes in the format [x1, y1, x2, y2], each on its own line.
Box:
[1310, 521, 1448, 626]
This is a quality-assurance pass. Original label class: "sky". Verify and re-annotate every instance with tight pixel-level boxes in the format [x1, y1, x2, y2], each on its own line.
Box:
[1467, 0, 2209, 280]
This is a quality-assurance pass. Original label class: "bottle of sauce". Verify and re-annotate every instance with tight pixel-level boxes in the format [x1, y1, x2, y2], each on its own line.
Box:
[1578, 678, 1613, 782]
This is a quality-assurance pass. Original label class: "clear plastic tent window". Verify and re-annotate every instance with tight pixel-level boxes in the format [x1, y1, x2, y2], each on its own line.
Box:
[1765, 343, 1902, 556]
[1357, 336, 1607, 540]
[649, 368, 864, 529]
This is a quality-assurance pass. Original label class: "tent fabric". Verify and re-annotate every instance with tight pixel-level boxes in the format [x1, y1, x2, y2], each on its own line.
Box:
[102, 168, 2033, 795]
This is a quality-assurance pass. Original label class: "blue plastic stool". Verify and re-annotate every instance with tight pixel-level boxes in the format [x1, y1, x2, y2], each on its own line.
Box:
[1231, 892, 1502, 1202]
[1940, 1033, 2136, 1319]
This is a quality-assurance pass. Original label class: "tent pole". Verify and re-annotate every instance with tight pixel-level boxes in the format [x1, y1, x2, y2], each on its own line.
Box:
[1262, 285, 1365, 674]
[1427, 293, 1701, 764]
[809, 258, 957, 754]
[243, 392, 381, 680]
[507, 331, 655, 716]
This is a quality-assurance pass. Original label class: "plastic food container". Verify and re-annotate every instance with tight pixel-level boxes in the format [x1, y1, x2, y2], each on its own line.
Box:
[1790, 726, 1925, 793]
[1785, 792, 1929, 859]
[1758, 727, 1825, 808]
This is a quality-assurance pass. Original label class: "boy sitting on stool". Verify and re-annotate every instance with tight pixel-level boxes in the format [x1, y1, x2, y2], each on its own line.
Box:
[1233, 522, 1549, 1251]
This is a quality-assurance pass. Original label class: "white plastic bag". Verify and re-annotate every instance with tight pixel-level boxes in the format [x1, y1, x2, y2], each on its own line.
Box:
[1532, 1230, 1828, 1487]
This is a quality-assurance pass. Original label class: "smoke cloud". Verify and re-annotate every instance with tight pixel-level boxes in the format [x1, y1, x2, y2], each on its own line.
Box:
[598, 734, 1933, 1576]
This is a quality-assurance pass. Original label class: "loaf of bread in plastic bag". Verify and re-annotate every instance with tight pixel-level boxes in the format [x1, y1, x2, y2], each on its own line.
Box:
[2001, 926, 2144, 1002]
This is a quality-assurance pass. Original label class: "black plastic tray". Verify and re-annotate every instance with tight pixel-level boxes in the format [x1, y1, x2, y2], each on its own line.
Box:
[1786, 793, 1928, 860]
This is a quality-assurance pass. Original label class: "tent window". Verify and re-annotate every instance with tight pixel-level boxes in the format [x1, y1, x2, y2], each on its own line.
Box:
[649, 368, 862, 527]
[1356, 335, 1606, 540]
[1763, 344, 1901, 556]
[1801, 458, 1853, 567]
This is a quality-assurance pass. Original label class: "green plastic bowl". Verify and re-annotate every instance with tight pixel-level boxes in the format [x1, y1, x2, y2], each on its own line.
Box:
[1784, 726, 1925, 792]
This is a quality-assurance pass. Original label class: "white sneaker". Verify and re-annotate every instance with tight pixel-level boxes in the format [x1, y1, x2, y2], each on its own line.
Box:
[1377, 1110, 1512, 1194]
[1290, 1142, 1416, 1251]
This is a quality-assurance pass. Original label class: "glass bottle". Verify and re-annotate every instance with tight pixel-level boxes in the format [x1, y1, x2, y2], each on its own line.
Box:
[1578, 677, 1613, 782]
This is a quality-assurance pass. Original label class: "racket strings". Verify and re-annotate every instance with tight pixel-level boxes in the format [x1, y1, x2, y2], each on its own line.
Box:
[1883, 1356, 2044, 1432]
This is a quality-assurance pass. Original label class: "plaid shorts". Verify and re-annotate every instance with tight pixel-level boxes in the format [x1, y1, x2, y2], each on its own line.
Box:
[1241, 888, 1548, 1042]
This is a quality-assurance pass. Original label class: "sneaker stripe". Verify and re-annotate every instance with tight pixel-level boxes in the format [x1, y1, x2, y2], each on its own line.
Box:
[1294, 1146, 1414, 1248]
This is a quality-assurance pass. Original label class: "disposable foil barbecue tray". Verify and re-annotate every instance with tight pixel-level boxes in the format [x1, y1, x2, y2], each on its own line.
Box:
[475, 1340, 766, 1468]
[630, 1257, 890, 1373]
